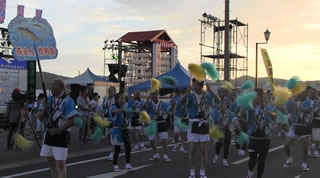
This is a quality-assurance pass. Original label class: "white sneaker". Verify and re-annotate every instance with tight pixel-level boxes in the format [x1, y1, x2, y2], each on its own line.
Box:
[238, 149, 245, 156]
[308, 149, 312, 157]
[133, 145, 139, 151]
[172, 145, 177, 152]
[125, 163, 133, 170]
[140, 144, 146, 151]
[180, 147, 187, 154]
[107, 153, 113, 161]
[213, 155, 219, 163]
[310, 143, 315, 149]
[283, 157, 293, 168]
[314, 150, 320, 157]
[149, 154, 160, 161]
[302, 163, 310, 171]
[276, 132, 281, 137]
[223, 159, 229, 166]
[163, 154, 171, 162]
[113, 165, 121, 172]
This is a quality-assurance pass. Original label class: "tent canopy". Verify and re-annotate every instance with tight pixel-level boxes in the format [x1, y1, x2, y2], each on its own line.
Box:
[128, 63, 190, 95]
[65, 68, 108, 85]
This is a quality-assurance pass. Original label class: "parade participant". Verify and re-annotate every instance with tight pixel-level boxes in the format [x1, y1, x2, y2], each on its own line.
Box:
[127, 90, 145, 151]
[309, 88, 320, 157]
[144, 90, 171, 161]
[39, 79, 78, 178]
[246, 89, 276, 178]
[109, 93, 132, 172]
[211, 87, 234, 166]
[34, 93, 45, 139]
[89, 93, 102, 137]
[102, 86, 116, 160]
[181, 78, 220, 178]
[5, 88, 26, 150]
[283, 88, 312, 171]
[77, 86, 92, 144]
[171, 89, 188, 153]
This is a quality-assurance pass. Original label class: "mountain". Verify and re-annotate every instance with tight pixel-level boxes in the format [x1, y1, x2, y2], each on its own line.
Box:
[36, 72, 70, 89]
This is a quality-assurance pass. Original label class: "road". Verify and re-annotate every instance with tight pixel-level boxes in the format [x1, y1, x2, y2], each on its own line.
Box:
[1, 134, 320, 178]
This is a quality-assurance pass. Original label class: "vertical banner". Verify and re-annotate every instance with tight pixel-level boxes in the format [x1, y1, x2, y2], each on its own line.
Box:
[260, 48, 274, 88]
[17, 5, 24, 16]
[27, 61, 36, 102]
[0, 0, 6, 24]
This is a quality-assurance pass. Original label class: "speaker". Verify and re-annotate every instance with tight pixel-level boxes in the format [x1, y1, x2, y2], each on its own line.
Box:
[108, 64, 127, 82]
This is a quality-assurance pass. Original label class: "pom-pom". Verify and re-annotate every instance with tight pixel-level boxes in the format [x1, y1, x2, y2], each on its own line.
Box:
[15, 134, 33, 150]
[200, 62, 219, 81]
[223, 81, 234, 91]
[277, 111, 288, 123]
[236, 91, 257, 110]
[150, 78, 161, 92]
[273, 87, 292, 105]
[91, 126, 103, 144]
[241, 80, 254, 90]
[209, 125, 224, 139]
[235, 131, 248, 144]
[160, 76, 177, 86]
[292, 83, 305, 96]
[93, 114, 111, 128]
[75, 117, 83, 128]
[286, 76, 300, 89]
[174, 119, 188, 131]
[143, 120, 157, 136]
[188, 64, 206, 81]
[139, 111, 151, 125]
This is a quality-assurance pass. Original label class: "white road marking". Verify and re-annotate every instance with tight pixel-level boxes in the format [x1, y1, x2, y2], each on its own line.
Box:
[231, 145, 284, 165]
[87, 164, 152, 178]
[2, 144, 175, 178]
[294, 175, 301, 178]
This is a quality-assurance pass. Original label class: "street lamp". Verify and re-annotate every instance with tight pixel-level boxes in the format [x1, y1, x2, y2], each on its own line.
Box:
[255, 29, 271, 88]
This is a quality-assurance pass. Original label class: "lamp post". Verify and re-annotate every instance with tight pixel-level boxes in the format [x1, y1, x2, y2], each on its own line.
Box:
[255, 29, 271, 88]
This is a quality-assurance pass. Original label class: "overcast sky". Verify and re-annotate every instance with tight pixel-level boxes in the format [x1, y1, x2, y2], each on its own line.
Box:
[2, 0, 320, 81]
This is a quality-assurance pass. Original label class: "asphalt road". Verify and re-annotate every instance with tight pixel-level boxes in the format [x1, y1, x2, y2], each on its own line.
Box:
[1, 134, 320, 178]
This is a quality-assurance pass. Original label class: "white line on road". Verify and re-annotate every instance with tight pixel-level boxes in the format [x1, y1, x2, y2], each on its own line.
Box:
[2, 144, 175, 178]
[294, 175, 301, 178]
[231, 145, 284, 165]
[87, 164, 152, 178]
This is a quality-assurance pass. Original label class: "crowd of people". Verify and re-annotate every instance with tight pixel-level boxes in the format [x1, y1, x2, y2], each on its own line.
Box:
[4, 78, 320, 178]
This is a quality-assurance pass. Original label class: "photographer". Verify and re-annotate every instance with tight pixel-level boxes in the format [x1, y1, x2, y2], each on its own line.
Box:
[5, 88, 26, 150]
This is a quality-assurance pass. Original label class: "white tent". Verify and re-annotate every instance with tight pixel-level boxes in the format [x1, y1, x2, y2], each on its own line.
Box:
[65, 68, 108, 85]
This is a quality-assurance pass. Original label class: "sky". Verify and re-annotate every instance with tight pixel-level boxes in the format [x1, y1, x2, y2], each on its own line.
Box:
[2, 0, 320, 81]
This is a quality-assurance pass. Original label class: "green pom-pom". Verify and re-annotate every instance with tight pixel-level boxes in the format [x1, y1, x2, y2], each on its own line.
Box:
[201, 62, 219, 81]
[91, 126, 103, 144]
[75, 117, 83, 128]
[174, 119, 188, 131]
[143, 120, 157, 136]
[237, 91, 257, 110]
[235, 131, 248, 144]
[241, 80, 254, 90]
[277, 111, 288, 123]
[160, 76, 177, 86]
[286, 76, 300, 89]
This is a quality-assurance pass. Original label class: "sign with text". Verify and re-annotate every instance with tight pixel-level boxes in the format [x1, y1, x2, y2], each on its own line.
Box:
[0, 57, 27, 70]
[8, 8, 58, 61]
[27, 61, 36, 102]
[260, 48, 274, 89]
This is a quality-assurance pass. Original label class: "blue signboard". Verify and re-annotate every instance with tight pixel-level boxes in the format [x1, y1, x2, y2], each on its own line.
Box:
[0, 57, 27, 70]
[8, 12, 58, 61]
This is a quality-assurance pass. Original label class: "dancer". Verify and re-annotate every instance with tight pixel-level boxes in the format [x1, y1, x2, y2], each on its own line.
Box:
[171, 89, 188, 153]
[310, 88, 320, 157]
[181, 78, 220, 178]
[109, 93, 132, 172]
[127, 90, 145, 151]
[284, 88, 312, 171]
[39, 79, 78, 178]
[77, 86, 92, 144]
[144, 90, 171, 161]
[246, 88, 276, 178]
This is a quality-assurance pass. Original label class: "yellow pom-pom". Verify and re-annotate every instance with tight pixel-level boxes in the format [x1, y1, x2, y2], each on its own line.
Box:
[273, 87, 292, 105]
[209, 125, 224, 139]
[292, 83, 305, 96]
[15, 134, 33, 150]
[150, 78, 160, 92]
[188, 64, 206, 81]
[223, 81, 234, 91]
[93, 114, 111, 128]
[139, 111, 151, 125]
